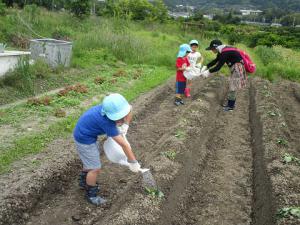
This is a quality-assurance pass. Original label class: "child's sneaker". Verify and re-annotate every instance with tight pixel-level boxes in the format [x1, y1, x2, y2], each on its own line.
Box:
[86, 185, 107, 206]
[184, 88, 191, 98]
[223, 106, 234, 112]
[174, 98, 182, 106]
[223, 100, 235, 112]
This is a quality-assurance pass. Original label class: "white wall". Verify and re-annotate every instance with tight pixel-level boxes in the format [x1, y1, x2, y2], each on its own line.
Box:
[0, 51, 31, 77]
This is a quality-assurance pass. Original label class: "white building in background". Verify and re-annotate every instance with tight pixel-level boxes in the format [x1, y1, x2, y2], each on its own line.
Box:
[240, 10, 263, 16]
[168, 11, 191, 19]
[271, 23, 282, 27]
[203, 14, 214, 20]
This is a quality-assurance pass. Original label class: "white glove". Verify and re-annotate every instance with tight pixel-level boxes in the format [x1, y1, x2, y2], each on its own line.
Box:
[201, 70, 210, 78]
[185, 66, 192, 72]
[118, 123, 129, 136]
[128, 160, 141, 173]
[196, 63, 202, 69]
[201, 66, 207, 73]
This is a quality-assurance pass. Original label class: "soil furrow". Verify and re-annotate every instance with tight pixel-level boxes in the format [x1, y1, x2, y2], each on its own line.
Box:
[157, 81, 222, 225]
[249, 80, 276, 225]
[179, 89, 253, 225]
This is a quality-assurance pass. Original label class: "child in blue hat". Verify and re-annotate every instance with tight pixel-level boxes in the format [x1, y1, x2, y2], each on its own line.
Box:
[73, 93, 141, 206]
[175, 44, 192, 106]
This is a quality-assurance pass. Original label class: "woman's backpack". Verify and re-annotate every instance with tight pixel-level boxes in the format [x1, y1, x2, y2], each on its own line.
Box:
[222, 47, 256, 73]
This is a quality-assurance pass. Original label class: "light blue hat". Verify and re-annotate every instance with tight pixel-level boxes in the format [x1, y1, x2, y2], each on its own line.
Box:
[101, 93, 131, 121]
[177, 44, 192, 58]
[189, 39, 199, 45]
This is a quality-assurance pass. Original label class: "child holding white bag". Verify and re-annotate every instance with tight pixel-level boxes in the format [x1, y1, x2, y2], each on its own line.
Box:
[184, 40, 205, 97]
[73, 93, 141, 206]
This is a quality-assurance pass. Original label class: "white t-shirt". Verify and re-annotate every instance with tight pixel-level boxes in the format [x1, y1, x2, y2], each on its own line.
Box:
[188, 51, 202, 67]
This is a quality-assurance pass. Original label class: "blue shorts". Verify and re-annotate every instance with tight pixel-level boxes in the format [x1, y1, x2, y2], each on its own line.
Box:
[75, 140, 101, 170]
[176, 81, 186, 94]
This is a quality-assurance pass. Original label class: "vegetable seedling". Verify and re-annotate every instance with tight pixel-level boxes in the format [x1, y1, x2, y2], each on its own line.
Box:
[282, 153, 300, 165]
[161, 150, 177, 160]
[267, 111, 277, 117]
[175, 130, 186, 139]
[145, 187, 164, 198]
[277, 138, 288, 146]
[277, 207, 300, 219]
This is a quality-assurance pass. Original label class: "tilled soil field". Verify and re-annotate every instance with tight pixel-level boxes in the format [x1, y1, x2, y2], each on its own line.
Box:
[0, 76, 299, 225]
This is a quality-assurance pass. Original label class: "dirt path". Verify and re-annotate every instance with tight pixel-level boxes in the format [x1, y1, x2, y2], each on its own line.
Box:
[2, 76, 300, 225]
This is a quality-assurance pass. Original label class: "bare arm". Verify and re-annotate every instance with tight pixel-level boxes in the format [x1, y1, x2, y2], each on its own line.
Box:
[113, 135, 136, 161]
[198, 56, 204, 65]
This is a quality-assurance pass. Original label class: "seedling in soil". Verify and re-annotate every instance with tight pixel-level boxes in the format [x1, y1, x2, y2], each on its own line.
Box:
[277, 138, 289, 146]
[27, 96, 52, 106]
[110, 78, 117, 84]
[175, 130, 186, 139]
[94, 77, 106, 85]
[58, 83, 88, 97]
[280, 122, 287, 128]
[262, 89, 272, 97]
[267, 111, 277, 117]
[54, 109, 66, 118]
[145, 187, 164, 199]
[277, 207, 300, 219]
[282, 153, 300, 165]
[113, 69, 127, 78]
[161, 150, 177, 160]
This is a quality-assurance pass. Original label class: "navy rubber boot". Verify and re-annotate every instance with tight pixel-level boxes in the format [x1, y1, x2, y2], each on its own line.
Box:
[79, 171, 88, 190]
[223, 100, 236, 112]
[86, 185, 107, 206]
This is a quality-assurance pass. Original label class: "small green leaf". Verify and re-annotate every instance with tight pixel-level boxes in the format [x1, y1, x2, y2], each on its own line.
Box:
[290, 208, 300, 218]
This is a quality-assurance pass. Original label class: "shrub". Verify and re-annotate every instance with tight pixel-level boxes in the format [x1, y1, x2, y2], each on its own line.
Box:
[0, 56, 34, 95]
[24, 4, 40, 23]
[0, 0, 6, 16]
[30, 59, 52, 78]
[254, 46, 282, 65]
[67, 0, 90, 18]
[52, 27, 72, 41]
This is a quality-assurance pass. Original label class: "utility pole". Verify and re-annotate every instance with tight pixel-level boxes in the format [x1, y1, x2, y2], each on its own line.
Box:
[293, 16, 296, 27]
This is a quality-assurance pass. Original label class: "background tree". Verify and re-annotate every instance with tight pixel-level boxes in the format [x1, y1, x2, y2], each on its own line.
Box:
[66, 0, 91, 18]
[150, 0, 168, 22]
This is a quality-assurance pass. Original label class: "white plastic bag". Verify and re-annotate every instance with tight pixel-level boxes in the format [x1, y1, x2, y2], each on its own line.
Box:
[103, 135, 150, 173]
[183, 66, 201, 80]
[103, 136, 130, 166]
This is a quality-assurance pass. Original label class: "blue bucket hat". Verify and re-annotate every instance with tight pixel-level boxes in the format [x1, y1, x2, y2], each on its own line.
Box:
[177, 44, 192, 58]
[189, 40, 199, 45]
[101, 93, 131, 121]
